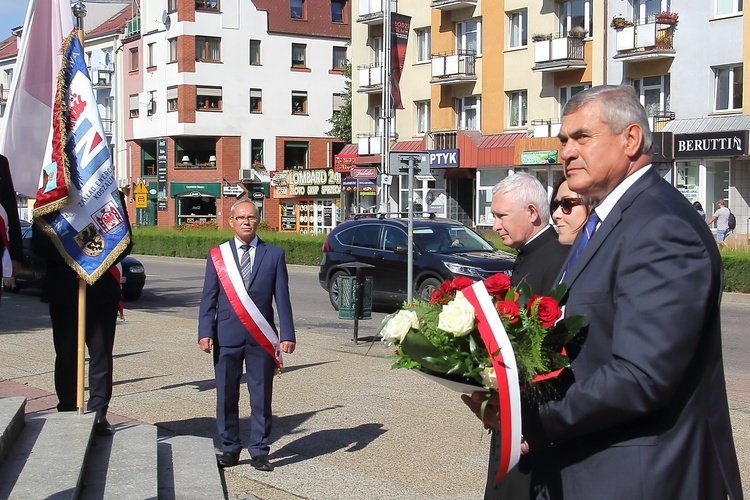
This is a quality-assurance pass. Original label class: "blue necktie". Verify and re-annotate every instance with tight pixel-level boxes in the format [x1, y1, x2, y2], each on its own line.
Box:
[565, 211, 600, 275]
[240, 244, 252, 288]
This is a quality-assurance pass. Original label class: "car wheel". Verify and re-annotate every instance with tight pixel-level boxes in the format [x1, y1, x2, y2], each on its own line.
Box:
[417, 277, 442, 302]
[328, 271, 347, 311]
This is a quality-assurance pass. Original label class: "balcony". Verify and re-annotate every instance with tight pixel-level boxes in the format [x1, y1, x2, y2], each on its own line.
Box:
[430, 0, 477, 11]
[430, 130, 458, 150]
[613, 21, 675, 62]
[101, 118, 113, 136]
[430, 50, 477, 85]
[651, 110, 675, 132]
[0, 86, 7, 103]
[532, 34, 587, 73]
[357, 0, 395, 24]
[529, 119, 562, 138]
[357, 134, 382, 155]
[356, 63, 383, 93]
[91, 66, 113, 88]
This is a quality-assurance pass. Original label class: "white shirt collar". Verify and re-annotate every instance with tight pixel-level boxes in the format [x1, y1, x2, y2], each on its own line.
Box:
[592, 165, 651, 222]
[235, 236, 258, 249]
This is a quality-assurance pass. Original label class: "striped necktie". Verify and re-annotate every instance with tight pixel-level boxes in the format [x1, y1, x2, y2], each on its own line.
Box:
[239, 244, 252, 288]
[565, 210, 600, 275]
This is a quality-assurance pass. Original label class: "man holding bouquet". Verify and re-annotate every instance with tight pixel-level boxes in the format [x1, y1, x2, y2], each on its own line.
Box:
[471, 86, 742, 499]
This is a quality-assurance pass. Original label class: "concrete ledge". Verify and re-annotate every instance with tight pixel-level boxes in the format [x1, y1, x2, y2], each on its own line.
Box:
[0, 397, 25, 464]
[158, 435, 225, 500]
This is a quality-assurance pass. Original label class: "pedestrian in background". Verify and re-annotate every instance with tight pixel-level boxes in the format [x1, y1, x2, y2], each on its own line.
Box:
[694, 201, 706, 219]
[198, 198, 296, 472]
[0, 154, 23, 305]
[707, 199, 730, 242]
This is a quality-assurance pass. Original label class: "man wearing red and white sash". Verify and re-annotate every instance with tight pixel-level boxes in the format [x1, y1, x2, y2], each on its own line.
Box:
[199, 199, 296, 472]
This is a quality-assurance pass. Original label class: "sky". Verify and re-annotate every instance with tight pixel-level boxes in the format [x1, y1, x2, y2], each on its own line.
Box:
[0, 0, 30, 40]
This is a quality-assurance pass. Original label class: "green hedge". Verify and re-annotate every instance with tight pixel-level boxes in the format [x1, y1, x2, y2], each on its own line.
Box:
[132, 227, 750, 292]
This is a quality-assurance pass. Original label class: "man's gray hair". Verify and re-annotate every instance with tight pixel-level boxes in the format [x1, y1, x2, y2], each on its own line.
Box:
[492, 172, 551, 223]
[563, 85, 653, 155]
[230, 198, 256, 217]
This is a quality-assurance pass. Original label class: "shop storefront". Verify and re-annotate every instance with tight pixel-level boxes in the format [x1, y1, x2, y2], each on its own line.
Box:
[170, 182, 221, 225]
[272, 168, 341, 234]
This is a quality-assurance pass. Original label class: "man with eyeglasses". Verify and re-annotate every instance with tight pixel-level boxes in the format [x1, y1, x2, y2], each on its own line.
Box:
[198, 198, 296, 472]
[462, 172, 568, 499]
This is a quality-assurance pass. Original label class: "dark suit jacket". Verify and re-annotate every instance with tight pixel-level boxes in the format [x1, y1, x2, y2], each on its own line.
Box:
[525, 167, 742, 499]
[0, 155, 23, 279]
[198, 238, 295, 347]
[511, 225, 568, 292]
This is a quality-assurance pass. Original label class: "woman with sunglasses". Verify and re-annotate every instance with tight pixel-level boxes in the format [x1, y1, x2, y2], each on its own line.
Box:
[550, 179, 592, 245]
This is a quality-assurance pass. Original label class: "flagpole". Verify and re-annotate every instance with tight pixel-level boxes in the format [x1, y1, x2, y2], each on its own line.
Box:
[72, 0, 87, 416]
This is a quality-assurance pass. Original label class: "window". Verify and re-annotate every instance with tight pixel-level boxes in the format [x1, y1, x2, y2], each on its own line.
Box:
[559, 84, 590, 114]
[168, 38, 177, 63]
[716, 0, 743, 16]
[509, 10, 527, 48]
[196, 0, 219, 11]
[457, 19, 481, 55]
[251, 139, 264, 166]
[292, 91, 308, 114]
[415, 28, 430, 63]
[291, 0, 305, 19]
[196, 36, 221, 62]
[147, 43, 155, 68]
[285, 141, 309, 169]
[371, 36, 383, 65]
[167, 86, 178, 112]
[129, 94, 139, 118]
[129, 47, 139, 72]
[168, 0, 178, 12]
[558, 0, 593, 38]
[292, 43, 306, 68]
[197, 86, 222, 110]
[714, 65, 743, 111]
[632, 75, 670, 116]
[332, 46, 347, 71]
[333, 93, 344, 114]
[456, 96, 480, 130]
[147, 90, 156, 116]
[508, 90, 527, 127]
[331, 1, 345, 22]
[250, 88, 262, 113]
[416, 101, 430, 135]
[250, 39, 261, 65]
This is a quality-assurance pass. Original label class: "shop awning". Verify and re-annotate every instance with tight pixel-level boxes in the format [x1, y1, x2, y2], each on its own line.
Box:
[392, 139, 427, 151]
[662, 115, 750, 134]
[170, 182, 221, 198]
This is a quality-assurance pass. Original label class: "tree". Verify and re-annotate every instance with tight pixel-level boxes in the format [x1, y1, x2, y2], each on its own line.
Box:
[326, 61, 352, 144]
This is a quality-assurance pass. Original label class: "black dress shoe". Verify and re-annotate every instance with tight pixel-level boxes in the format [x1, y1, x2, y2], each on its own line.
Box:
[217, 451, 240, 468]
[94, 417, 114, 436]
[249, 455, 274, 472]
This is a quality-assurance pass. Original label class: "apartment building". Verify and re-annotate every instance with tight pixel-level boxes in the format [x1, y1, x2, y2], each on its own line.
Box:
[606, 0, 749, 235]
[346, 0, 750, 236]
[123, 0, 350, 232]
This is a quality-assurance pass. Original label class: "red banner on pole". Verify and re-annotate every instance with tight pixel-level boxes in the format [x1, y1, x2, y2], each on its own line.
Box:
[390, 13, 410, 110]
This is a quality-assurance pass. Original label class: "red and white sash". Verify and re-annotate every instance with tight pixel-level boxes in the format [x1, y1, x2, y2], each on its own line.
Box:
[210, 242, 282, 370]
[462, 281, 522, 482]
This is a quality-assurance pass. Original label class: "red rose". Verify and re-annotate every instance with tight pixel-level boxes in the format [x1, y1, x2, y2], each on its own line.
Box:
[528, 295, 562, 328]
[496, 300, 520, 324]
[451, 276, 475, 291]
[485, 273, 511, 298]
[430, 289, 449, 305]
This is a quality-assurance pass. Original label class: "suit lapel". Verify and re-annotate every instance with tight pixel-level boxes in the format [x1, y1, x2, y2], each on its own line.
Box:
[563, 168, 662, 287]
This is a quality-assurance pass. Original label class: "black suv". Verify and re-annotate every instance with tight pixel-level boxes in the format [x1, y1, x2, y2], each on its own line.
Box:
[319, 215, 515, 310]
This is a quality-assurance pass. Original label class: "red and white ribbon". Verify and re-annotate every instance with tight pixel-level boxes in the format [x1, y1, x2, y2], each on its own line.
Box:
[462, 281, 522, 482]
[210, 243, 282, 370]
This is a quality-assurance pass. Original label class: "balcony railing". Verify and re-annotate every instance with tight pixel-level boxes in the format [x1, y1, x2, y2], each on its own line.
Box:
[614, 21, 675, 61]
[356, 63, 383, 93]
[91, 66, 113, 88]
[101, 118, 113, 136]
[430, 50, 477, 84]
[430, 0, 477, 10]
[529, 119, 562, 138]
[430, 130, 458, 150]
[0, 87, 7, 103]
[357, 0, 396, 24]
[532, 34, 586, 72]
[651, 110, 675, 132]
[357, 133, 382, 155]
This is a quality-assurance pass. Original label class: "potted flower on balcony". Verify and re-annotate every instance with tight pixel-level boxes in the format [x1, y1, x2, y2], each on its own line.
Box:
[532, 33, 551, 42]
[568, 26, 588, 38]
[655, 11, 678, 27]
[252, 161, 266, 170]
[610, 15, 634, 29]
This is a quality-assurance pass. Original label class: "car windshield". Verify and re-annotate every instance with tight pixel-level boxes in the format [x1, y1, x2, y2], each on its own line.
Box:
[413, 225, 494, 254]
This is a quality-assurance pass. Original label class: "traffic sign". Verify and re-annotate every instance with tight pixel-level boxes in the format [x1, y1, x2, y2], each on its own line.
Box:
[223, 184, 246, 197]
[134, 193, 147, 209]
[388, 151, 429, 175]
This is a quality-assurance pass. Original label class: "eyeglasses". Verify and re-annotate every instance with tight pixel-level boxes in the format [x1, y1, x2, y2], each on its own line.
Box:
[551, 197, 584, 215]
[232, 215, 259, 223]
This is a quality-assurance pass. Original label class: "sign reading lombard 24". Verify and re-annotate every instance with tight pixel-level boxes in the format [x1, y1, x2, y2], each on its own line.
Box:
[673, 130, 749, 158]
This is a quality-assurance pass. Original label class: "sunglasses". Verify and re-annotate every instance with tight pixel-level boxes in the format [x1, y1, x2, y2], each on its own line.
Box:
[551, 197, 584, 215]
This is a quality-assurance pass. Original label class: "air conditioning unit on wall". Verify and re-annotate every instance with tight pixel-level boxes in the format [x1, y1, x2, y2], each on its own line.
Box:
[240, 169, 253, 181]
